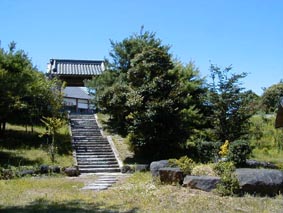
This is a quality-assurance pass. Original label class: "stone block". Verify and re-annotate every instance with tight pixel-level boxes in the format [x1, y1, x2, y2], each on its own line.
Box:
[159, 167, 184, 185]
[182, 175, 220, 192]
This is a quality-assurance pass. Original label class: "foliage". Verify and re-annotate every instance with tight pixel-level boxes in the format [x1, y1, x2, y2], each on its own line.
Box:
[191, 164, 216, 176]
[261, 81, 283, 113]
[87, 30, 206, 160]
[214, 161, 239, 196]
[206, 64, 256, 142]
[219, 140, 229, 157]
[227, 140, 252, 167]
[0, 167, 19, 180]
[39, 117, 65, 163]
[0, 42, 64, 133]
[249, 115, 283, 152]
[168, 156, 195, 175]
[187, 141, 221, 163]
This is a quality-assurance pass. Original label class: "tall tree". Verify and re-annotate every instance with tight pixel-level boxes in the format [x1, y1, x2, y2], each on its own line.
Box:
[87, 30, 205, 160]
[207, 64, 256, 142]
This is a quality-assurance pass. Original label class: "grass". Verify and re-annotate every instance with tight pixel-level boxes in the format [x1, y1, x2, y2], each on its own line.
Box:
[96, 113, 134, 162]
[252, 148, 283, 168]
[1, 115, 283, 212]
[1, 172, 283, 212]
[0, 123, 74, 168]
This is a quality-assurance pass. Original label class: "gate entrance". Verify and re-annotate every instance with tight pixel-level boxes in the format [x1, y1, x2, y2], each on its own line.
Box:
[47, 59, 105, 86]
[47, 59, 105, 113]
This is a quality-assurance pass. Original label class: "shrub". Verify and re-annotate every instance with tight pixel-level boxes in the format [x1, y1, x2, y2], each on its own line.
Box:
[191, 164, 216, 176]
[213, 161, 239, 196]
[168, 156, 195, 175]
[0, 167, 19, 180]
[193, 141, 221, 163]
[227, 140, 252, 167]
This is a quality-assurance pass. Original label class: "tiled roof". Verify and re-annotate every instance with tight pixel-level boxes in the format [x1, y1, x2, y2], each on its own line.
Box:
[48, 59, 105, 76]
[63, 87, 92, 100]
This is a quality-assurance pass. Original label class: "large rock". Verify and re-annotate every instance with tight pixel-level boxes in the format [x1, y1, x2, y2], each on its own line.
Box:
[235, 168, 283, 196]
[245, 160, 278, 169]
[50, 166, 61, 173]
[182, 175, 220, 192]
[64, 167, 80, 177]
[39, 165, 49, 174]
[150, 160, 169, 177]
[159, 167, 184, 185]
[121, 165, 134, 174]
[18, 169, 35, 177]
[135, 164, 149, 172]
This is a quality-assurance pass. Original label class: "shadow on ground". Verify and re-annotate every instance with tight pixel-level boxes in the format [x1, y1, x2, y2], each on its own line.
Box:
[0, 129, 72, 154]
[0, 150, 43, 168]
[0, 199, 139, 213]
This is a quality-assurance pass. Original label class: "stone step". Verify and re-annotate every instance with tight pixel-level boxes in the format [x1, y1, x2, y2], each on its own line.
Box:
[75, 146, 112, 149]
[82, 185, 110, 190]
[77, 161, 118, 165]
[75, 147, 112, 151]
[76, 151, 114, 155]
[77, 156, 115, 159]
[73, 135, 105, 138]
[72, 133, 103, 136]
[79, 168, 121, 173]
[76, 156, 117, 160]
[70, 115, 120, 174]
[73, 142, 110, 146]
[78, 164, 119, 169]
[76, 150, 113, 154]
[71, 126, 98, 129]
[73, 143, 109, 146]
[73, 138, 109, 143]
[77, 158, 117, 162]
[71, 128, 100, 131]
[77, 157, 117, 160]
[73, 140, 109, 143]
[70, 117, 95, 120]
[78, 162, 119, 166]
[74, 144, 111, 147]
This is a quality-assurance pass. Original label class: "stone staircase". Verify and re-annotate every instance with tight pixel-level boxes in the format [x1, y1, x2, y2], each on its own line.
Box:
[69, 114, 121, 173]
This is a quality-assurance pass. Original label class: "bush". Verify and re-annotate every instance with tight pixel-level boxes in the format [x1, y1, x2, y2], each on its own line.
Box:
[168, 156, 195, 175]
[189, 141, 221, 163]
[213, 161, 239, 196]
[227, 140, 252, 167]
[0, 166, 20, 180]
[191, 164, 216, 176]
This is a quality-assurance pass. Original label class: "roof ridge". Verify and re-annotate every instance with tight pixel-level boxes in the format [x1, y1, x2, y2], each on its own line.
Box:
[53, 59, 104, 64]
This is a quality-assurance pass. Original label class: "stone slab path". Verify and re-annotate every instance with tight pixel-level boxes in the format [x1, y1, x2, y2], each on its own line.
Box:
[81, 173, 128, 191]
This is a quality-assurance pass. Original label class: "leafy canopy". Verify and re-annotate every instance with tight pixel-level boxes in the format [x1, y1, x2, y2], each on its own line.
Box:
[87, 30, 205, 160]
[207, 64, 256, 142]
[0, 42, 64, 132]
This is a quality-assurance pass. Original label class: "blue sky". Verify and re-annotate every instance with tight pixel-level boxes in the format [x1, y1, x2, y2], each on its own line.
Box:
[0, 0, 282, 95]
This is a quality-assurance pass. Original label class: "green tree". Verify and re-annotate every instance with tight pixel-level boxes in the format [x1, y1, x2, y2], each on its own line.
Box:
[0, 42, 64, 133]
[261, 81, 283, 113]
[87, 30, 205, 160]
[207, 64, 256, 142]
[40, 116, 65, 163]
